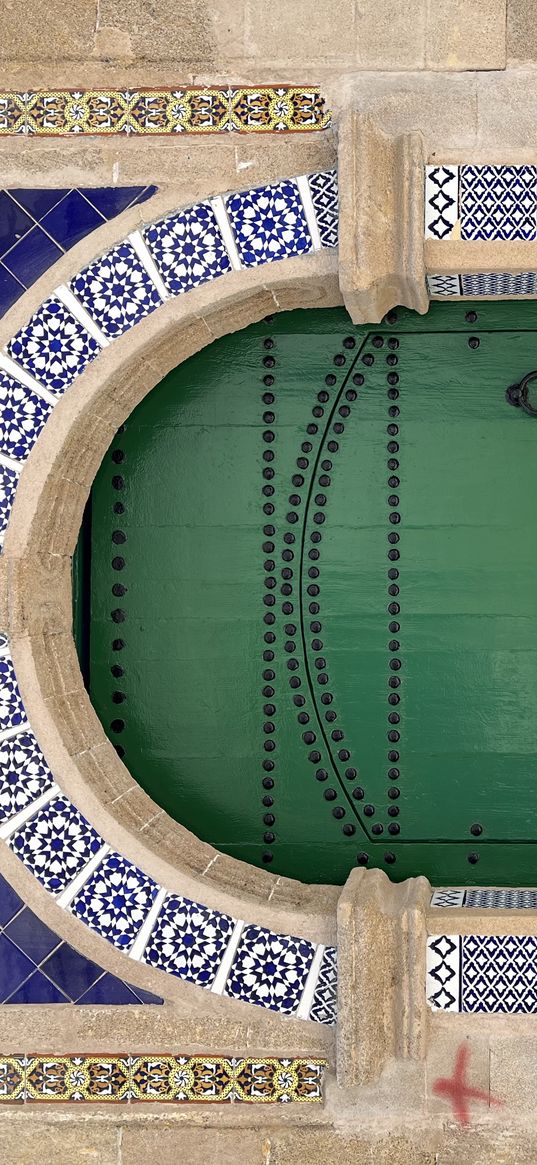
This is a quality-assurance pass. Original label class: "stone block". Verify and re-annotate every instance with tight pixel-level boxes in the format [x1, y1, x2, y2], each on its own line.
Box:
[0, 0, 97, 61]
[97, 0, 216, 64]
[426, 0, 507, 70]
[0, 1121, 118, 1164]
[507, 0, 537, 61]
[337, 867, 430, 1087]
[122, 1127, 262, 1165]
[338, 110, 428, 324]
[244, 0, 356, 67]
[490, 1037, 537, 1113]
[357, 0, 426, 69]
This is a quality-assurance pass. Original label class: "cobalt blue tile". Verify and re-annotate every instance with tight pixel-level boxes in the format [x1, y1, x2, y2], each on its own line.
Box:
[0, 192, 33, 258]
[0, 872, 23, 925]
[0, 932, 33, 1000]
[133, 185, 158, 206]
[127, 983, 163, 1004]
[77, 973, 140, 1004]
[3, 226, 63, 288]
[4, 907, 60, 964]
[40, 190, 104, 251]
[79, 187, 145, 219]
[40, 942, 103, 1000]
[0, 264, 24, 316]
[8, 188, 69, 220]
[5, 969, 69, 1003]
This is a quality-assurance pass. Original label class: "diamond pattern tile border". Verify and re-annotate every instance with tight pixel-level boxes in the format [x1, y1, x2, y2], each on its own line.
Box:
[0, 1054, 325, 1103]
[431, 888, 537, 908]
[427, 934, 537, 1013]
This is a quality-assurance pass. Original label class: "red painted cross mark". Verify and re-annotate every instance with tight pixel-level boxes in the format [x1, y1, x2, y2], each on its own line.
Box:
[432, 1043, 501, 1126]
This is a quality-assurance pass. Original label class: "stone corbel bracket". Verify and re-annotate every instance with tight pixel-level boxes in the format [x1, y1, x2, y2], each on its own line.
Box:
[338, 110, 428, 325]
[336, 868, 430, 1088]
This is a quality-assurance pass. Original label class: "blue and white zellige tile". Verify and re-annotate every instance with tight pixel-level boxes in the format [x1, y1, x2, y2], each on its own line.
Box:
[69, 852, 159, 951]
[142, 893, 236, 987]
[69, 241, 162, 339]
[226, 180, 312, 267]
[7, 298, 100, 395]
[144, 203, 232, 295]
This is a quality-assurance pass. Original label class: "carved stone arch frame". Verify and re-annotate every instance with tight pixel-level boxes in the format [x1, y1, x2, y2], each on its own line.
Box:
[2, 104, 537, 1119]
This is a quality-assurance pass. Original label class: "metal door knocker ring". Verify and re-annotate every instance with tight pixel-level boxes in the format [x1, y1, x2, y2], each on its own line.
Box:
[506, 371, 537, 416]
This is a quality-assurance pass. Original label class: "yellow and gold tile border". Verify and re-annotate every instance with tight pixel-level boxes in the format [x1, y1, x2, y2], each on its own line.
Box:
[0, 88, 330, 136]
[0, 1054, 326, 1104]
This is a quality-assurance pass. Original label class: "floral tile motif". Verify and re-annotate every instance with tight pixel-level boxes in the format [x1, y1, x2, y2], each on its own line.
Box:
[0, 368, 53, 461]
[224, 924, 315, 1014]
[0, 1054, 325, 1103]
[226, 180, 312, 267]
[431, 888, 537, 908]
[144, 203, 232, 295]
[308, 945, 337, 1025]
[0, 462, 19, 547]
[8, 796, 103, 894]
[0, 730, 54, 823]
[69, 852, 159, 951]
[425, 165, 459, 240]
[308, 170, 338, 248]
[7, 297, 100, 394]
[0, 653, 26, 732]
[142, 893, 236, 987]
[0, 872, 163, 1004]
[69, 241, 162, 339]
[460, 165, 537, 241]
[0, 88, 330, 136]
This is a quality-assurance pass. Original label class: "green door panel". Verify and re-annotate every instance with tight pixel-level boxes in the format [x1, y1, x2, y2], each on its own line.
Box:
[78, 301, 537, 885]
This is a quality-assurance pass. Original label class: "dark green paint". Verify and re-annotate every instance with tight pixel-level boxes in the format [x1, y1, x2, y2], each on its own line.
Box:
[76, 301, 537, 885]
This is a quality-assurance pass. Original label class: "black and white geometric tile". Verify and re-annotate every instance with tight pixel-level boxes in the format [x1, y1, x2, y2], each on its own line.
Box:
[426, 934, 461, 1011]
[309, 945, 337, 1025]
[428, 933, 537, 1013]
[426, 274, 462, 296]
[427, 271, 537, 297]
[308, 170, 338, 248]
[425, 165, 459, 240]
[460, 165, 537, 241]
[431, 888, 537, 909]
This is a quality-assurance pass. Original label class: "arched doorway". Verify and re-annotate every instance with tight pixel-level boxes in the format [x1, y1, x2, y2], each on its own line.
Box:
[76, 301, 537, 887]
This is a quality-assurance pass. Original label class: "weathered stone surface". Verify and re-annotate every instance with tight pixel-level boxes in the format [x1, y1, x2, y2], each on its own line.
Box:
[337, 868, 430, 1088]
[357, 0, 426, 69]
[244, 0, 356, 68]
[338, 109, 428, 323]
[97, 0, 215, 64]
[0, 0, 97, 61]
[507, 0, 537, 61]
[426, 0, 507, 70]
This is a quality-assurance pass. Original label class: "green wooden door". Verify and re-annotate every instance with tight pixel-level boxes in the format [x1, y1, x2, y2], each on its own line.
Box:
[78, 302, 537, 886]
